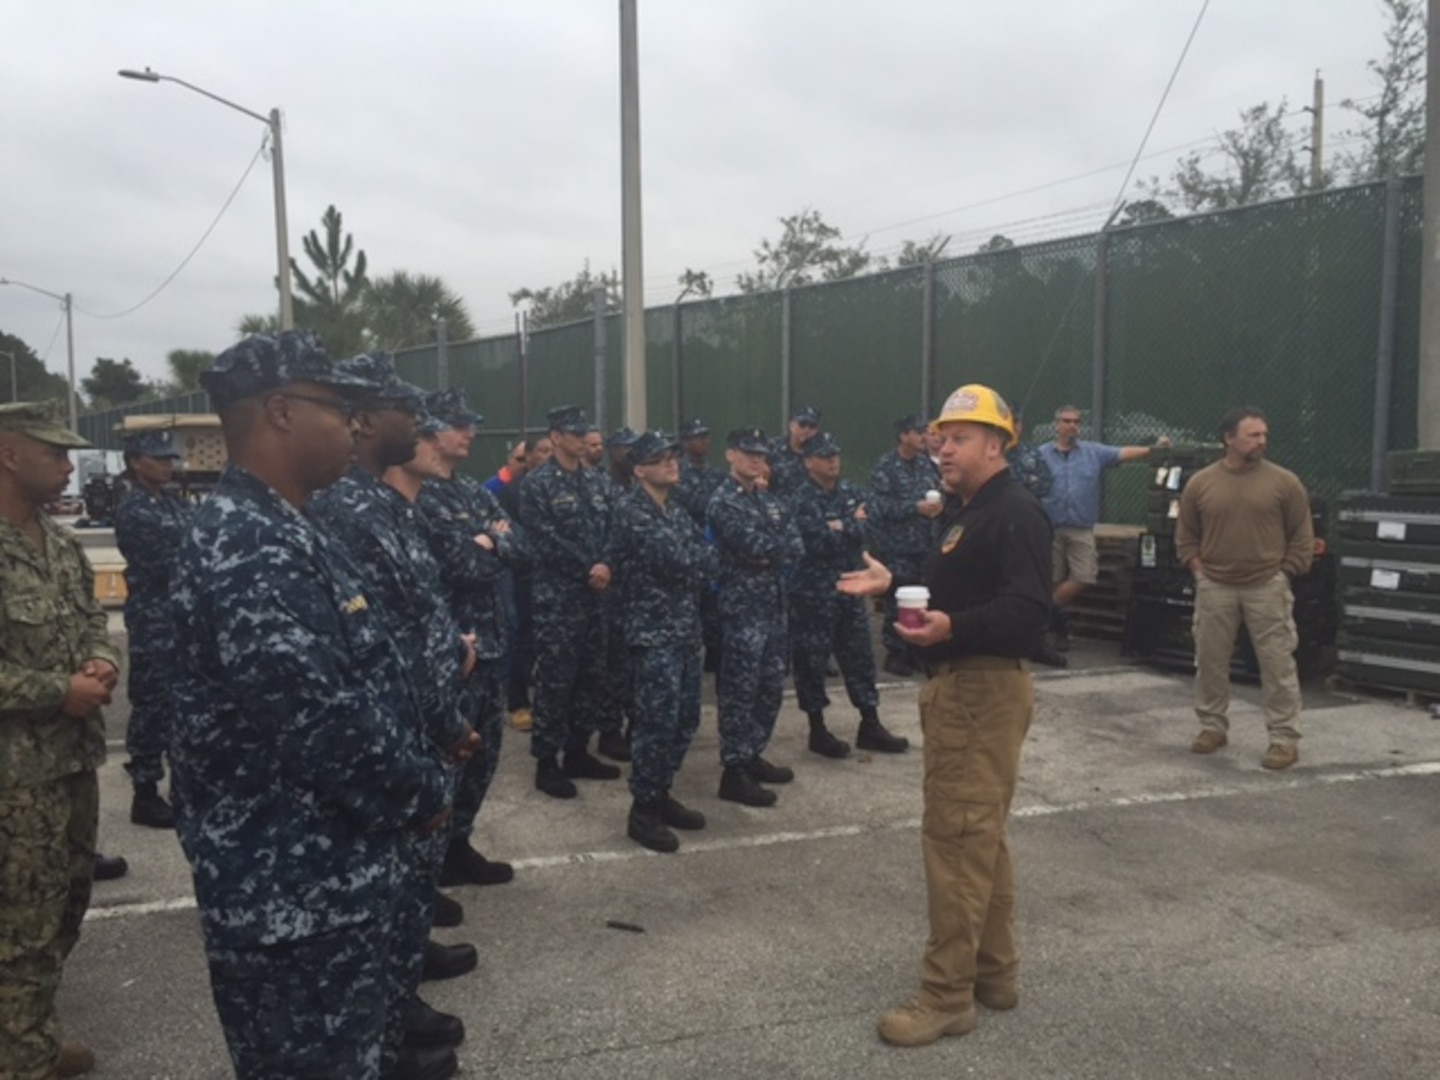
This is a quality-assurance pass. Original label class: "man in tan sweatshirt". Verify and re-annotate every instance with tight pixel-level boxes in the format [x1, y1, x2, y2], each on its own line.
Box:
[1175, 406, 1313, 770]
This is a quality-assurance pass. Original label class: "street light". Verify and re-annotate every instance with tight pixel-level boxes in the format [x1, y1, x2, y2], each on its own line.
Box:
[0, 278, 77, 429]
[118, 66, 294, 330]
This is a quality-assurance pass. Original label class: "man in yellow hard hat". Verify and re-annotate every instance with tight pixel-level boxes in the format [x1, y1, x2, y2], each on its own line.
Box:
[839, 383, 1051, 1048]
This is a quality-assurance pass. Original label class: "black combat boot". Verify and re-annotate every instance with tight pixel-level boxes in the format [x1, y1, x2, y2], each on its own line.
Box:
[627, 800, 680, 853]
[806, 711, 851, 759]
[719, 765, 777, 807]
[402, 994, 465, 1048]
[658, 792, 706, 831]
[562, 748, 622, 781]
[535, 756, 578, 799]
[856, 708, 909, 753]
[439, 839, 514, 887]
[130, 782, 175, 828]
[92, 853, 128, 881]
[748, 756, 794, 784]
[597, 728, 632, 762]
[386, 1043, 458, 1080]
[431, 891, 464, 928]
[420, 940, 478, 982]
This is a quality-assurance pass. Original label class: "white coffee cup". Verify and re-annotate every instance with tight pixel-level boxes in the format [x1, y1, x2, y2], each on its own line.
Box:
[895, 585, 930, 629]
[924, 489, 942, 504]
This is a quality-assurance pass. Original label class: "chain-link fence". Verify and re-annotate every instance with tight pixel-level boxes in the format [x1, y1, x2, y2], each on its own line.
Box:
[80, 176, 1425, 518]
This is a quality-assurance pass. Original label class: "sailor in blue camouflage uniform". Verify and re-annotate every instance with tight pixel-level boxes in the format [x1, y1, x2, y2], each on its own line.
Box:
[1004, 406, 1052, 500]
[673, 417, 728, 672]
[417, 388, 525, 886]
[112, 428, 192, 829]
[707, 427, 805, 807]
[311, 355, 479, 1064]
[611, 432, 718, 853]
[168, 331, 454, 1080]
[868, 414, 944, 677]
[520, 404, 622, 799]
[766, 404, 822, 498]
[790, 432, 910, 760]
[595, 426, 641, 762]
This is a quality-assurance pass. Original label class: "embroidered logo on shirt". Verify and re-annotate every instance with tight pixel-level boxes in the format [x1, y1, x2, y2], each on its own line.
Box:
[941, 524, 965, 554]
[342, 595, 369, 614]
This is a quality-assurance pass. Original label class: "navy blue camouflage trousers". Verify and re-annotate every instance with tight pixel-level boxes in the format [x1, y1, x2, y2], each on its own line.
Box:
[207, 919, 392, 1080]
[451, 662, 504, 843]
[123, 648, 171, 785]
[717, 610, 788, 768]
[790, 593, 880, 716]
[628, 643, 702, 802]
[530, 591, 608, 760]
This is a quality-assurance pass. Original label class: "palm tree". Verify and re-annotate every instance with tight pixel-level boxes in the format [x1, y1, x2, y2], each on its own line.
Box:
[363, 270, 475, 350]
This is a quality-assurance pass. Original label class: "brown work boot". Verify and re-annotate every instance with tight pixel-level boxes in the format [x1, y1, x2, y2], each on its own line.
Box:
[876, 996, 976, 1047]
[507, 707, 533, 732]
[1261, 743, 1298, 771]
[1190, 729, 1228, 755]
[56, 1042, 96, 1077]
[975, 982, 1019, 1010]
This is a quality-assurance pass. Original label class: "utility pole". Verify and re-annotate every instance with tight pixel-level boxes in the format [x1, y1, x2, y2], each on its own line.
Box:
[1305, 71, 1325, 190]
[619, 0, 647, 431]
[1420, 0, 1440, 450]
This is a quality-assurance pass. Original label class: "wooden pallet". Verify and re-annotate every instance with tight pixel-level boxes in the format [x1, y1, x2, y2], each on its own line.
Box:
[1325, 673, 1440, 712]
[1069, 525, 1144, 642]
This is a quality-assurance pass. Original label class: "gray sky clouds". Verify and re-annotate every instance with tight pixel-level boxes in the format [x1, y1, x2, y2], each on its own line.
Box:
[2, 0, 1390, 385]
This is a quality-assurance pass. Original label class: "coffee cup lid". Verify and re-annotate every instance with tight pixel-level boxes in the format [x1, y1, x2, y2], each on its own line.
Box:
[895, 586, 930, 603]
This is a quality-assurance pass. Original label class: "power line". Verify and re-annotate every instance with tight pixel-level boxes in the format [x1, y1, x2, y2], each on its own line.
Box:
[74, 138, 268, 321]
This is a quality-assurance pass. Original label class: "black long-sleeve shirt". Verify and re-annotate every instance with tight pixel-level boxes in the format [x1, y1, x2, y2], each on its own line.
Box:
[918, 469, 1052, 663]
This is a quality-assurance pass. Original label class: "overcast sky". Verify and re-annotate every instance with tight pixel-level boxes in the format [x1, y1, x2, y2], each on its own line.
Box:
[1, 0, 1392, 387]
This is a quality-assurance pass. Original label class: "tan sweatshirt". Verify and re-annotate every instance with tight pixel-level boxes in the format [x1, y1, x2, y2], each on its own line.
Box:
[1175, 459, 1313, 586]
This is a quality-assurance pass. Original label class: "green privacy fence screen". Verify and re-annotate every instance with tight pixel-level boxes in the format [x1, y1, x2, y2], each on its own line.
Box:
[81, 176, 1423, 521]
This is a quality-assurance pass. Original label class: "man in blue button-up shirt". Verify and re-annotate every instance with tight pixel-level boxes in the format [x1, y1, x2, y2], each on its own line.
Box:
[1038, 405, 1166, 648]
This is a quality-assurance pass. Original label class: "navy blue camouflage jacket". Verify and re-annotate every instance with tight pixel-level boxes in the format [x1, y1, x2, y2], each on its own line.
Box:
[519, 459, 613, 594]
[673, 457, 728, 528]
[113, 484, 193, 651]
[706, 477, 804, 618]
[419, 471, 527, 660]
[313, 466, 470, 750]
[791, 476, 869, 601]
[867, 449, 941, 561]
[168, 465, 449, 948]
[612, 487, 719, 649]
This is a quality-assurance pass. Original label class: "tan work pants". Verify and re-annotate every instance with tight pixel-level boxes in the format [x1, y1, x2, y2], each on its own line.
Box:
[1192, 572, 1302, 744]
[916, 656, 1032, 1010]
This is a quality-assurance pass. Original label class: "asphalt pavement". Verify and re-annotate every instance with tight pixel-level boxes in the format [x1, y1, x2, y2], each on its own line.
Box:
[62, 636, 1440, 1079]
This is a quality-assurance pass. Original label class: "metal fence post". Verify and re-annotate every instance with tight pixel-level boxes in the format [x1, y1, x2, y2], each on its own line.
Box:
[780, 287, 793, 431]
[1091, 230, 1110, 440]
[593, 287, 607, 430]
[1371, 177, 1404, 490]
[921, 260, 937, 417]
[516, 310, 529, 435]
[435, 316, 449, 390]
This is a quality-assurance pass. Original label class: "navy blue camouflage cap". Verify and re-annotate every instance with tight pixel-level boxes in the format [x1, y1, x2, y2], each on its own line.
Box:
[894, 412, 929, 435]
[628, 430, 680, 465]
[546, 404, 591, 435]
[122, 429, 182, 459]
[605, 426, 640, 449]
[415, 408, 448, 436]
[201, 330, 371, 411]
[800, 431, 842, 458]
[0, 401, 90, 449]
[727, 427, 769, 454]
[790, 404, 822, 425]
[678, 417, 710, 439]
[424, 388, 483, 428]
[337, 352, 426, 410]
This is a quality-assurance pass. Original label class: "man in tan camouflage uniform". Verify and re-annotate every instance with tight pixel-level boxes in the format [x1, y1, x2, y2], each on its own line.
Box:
[0, 401, 119, 1080]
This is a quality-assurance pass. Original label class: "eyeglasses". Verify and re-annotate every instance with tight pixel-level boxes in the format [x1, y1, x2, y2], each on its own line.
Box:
[278, 392, 358, 421]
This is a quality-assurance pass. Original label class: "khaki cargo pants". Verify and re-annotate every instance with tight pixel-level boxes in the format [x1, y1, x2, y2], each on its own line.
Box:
[0, 770, 98, 1080]
[1192, 572, 1301, 744]
[916, 656, 1033, 1010]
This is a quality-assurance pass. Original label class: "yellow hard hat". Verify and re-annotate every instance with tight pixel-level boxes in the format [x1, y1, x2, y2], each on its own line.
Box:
[932, 384, 1018, 449]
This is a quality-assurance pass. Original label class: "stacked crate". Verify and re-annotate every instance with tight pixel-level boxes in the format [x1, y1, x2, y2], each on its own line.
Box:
[1335, 457, 1440, 697]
